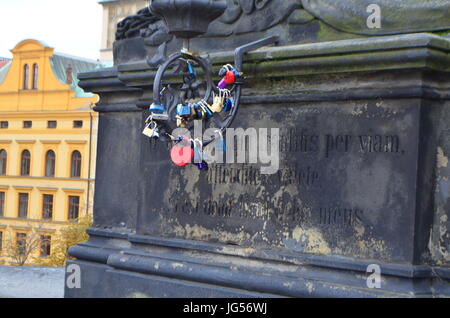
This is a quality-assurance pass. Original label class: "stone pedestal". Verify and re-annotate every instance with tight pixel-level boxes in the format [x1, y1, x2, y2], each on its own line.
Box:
[65, 33, 450, 298]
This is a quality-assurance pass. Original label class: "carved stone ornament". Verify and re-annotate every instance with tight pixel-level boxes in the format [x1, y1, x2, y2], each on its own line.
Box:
[149, 0, 227, 38]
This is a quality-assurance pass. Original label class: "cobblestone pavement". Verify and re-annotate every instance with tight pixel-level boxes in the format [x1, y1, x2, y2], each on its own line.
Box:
[0, 266, 65, 298]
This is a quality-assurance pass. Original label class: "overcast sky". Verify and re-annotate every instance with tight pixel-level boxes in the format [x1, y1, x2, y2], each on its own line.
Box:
[0, 0, 103, 60]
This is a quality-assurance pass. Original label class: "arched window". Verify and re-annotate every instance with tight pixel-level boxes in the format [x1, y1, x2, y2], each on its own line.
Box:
[20, 150, 31, 176]
[0, 149, 6, 175]
[23, 64, 29, 90]
[32, 64, 38, 89]
[71, 151, 82, 178]
[45, 150, 55, 177]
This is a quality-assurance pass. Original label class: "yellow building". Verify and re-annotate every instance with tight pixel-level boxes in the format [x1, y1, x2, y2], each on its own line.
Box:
[99, 0, 148, 61]
[0, 39, 100, 265]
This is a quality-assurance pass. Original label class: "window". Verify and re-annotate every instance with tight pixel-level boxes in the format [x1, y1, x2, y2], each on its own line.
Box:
[71, 151, 82, 178]
[0, 149, 6, 175]
[40, 235, 51, 257]
[47, 121, 57, 129]
[0, 231, 3, 252]
[0, 192, 4, 217]
[32, 64, 38, 89]
[18, 193, 28, 219]
[45, 150, 55, 177]
[68, 196, 80, 220]
[16, 233, 27, 256]
[20, 150, 31, 176]
[23, 121, 32, 129]
[42, 194, 53, 220]
[0, 121, 8, 129]
[73, 120, 83, 128]
[23, 64, 29, 90]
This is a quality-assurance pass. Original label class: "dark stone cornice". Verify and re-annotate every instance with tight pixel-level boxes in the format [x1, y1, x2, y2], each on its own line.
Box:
[78, 33, 450, 113]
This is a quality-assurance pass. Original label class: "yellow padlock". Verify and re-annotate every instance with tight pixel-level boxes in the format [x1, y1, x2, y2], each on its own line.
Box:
[210, 93, 224, 113]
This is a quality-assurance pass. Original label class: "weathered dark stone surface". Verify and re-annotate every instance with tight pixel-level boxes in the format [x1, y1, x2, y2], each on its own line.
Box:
[141, 99, 419, 264]
[302, 0, 450, 35]
[67, 33, 450, 298]
[113, 0, 450, 66]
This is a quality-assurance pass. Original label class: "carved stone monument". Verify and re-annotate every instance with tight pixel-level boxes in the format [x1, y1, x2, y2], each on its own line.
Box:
[66, 0, 450, 297]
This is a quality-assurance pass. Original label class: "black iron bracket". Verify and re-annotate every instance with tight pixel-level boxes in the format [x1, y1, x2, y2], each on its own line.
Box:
[234, 36, 279, 73]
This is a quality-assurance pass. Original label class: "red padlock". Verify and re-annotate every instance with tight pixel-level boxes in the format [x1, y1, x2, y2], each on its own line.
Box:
[224, 70, 235, 85]
[170, 136, 194, 167]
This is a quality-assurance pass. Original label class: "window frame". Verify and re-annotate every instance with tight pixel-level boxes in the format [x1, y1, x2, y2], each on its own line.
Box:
[42, 194, 53, 220]
[71, 151, 82, 178]
[20, 150, 31, 176]
[45, 150, 56, 177]
[0, 149, 6, 175]
[23, 64, 29, 90]
[73, 120, 83, 129]
[40, 235, 51, 258]
[32, 63, 38, 90]
[23, 121, 32, 129]
[47, 120, 57, 129]
[0, 192, 5, 217]
[68, 195, 80, 221]
[16, 232, 27, 256]
[18, 193, 29, 219]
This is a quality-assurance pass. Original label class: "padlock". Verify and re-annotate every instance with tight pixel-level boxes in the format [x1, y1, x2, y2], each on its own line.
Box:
[188, 63, 196, 77]
[199, 101, 213, 118]
[210, 93, 224, 113]
[142, 121, 159, 139]
[224, 70, 235, 85]
[170, 145, 194, 167]
[223, 97, 233, 112]
[192, 104, 206, 120]
[171, 135, 194, 167]
[218, 78, 227, 89]
[142, 126, 159, 139]
[223, 98, 233, 112]
[177, 103, 192, 118]
[176, 115, 187, 128]
[218, 64, 239, 87]
[150, 103, 165, 114]
[196, 161, 209, 171]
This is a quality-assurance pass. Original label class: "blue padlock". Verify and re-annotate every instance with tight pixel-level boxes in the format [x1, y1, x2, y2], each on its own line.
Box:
[222, 98, 233, 112]
[150, 103, 165, 114]
[188, 63, 196, 77]
[177, 103, 192, 118]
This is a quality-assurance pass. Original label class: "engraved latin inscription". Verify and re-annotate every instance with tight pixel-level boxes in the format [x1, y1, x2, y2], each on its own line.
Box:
[207, 165, 321, 188]
[171, 197, 364, 228]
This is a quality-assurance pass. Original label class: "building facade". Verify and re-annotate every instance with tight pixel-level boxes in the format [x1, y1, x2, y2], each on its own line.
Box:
[0, 39, 100, 265]
[99, 0, 148, 61]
